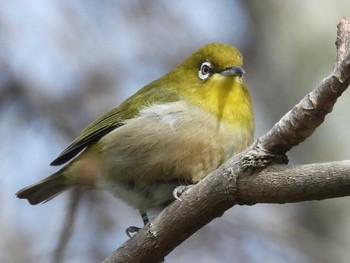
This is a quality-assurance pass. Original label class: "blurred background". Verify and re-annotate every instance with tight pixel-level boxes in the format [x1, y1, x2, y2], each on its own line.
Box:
[1, 0, 350, 262]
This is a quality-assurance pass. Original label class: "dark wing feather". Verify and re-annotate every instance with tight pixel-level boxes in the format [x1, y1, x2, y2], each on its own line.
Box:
[50, 85, 181, 166]
[50, 110, 126, 165]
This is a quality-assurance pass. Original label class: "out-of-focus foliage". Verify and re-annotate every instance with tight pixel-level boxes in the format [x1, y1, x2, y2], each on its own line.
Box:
[1, 1, 350, 263]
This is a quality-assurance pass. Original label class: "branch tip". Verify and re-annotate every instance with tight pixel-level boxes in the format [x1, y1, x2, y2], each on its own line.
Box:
[336, 17, 350, 65]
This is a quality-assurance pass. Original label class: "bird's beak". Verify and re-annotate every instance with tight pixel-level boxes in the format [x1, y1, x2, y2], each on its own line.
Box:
[220, 66, 245, 77]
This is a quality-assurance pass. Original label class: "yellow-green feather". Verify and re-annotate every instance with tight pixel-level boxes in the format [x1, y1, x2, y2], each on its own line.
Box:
[51, 42, 251, 166]
[17, 42, 255, 208]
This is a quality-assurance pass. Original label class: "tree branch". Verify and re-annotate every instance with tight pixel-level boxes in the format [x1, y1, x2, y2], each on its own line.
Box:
[259, 16, 350, 155]
[103, 17, 350, 263]
[237, 160, 350, 204]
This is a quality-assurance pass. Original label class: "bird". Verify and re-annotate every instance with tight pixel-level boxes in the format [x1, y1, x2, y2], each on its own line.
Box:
[16, 43, 254, 232]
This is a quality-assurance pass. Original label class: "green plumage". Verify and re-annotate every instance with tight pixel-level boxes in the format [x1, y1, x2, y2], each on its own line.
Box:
[16, 43, 254, 214]
[51, 86, 182, 165]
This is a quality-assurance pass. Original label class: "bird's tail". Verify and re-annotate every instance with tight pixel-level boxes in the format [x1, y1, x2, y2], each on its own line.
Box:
[16, 171, 71, 205]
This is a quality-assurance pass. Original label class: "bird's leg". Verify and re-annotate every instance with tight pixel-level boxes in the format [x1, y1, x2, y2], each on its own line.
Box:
[126, 210, 165, 262]
[140, 210, 150, 225]
[126, 184, 193, 237]
[125, 182, 193, 238]
[125, 210, 149, 238]
[172, 184, 194, 201]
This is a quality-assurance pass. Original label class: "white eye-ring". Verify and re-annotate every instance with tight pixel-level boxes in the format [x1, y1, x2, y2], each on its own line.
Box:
[198, 62, 212, 80]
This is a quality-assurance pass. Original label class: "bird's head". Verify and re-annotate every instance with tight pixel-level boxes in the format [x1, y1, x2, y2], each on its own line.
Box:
[164, 43, 253, 129]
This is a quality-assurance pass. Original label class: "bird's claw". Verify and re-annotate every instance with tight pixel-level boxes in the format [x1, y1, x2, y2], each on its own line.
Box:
[173, 185, 193, 201]
[125, 226, 141, 238]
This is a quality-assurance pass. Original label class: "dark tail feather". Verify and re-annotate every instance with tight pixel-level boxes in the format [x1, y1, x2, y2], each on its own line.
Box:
[16, 172, 70, 205]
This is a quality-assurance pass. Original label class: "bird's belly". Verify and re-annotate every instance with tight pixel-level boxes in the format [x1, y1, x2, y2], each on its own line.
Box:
[97, 179, 179, 211]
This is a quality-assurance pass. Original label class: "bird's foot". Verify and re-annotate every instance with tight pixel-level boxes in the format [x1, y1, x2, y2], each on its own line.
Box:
[125, 226, 141, 238]
[125, 210, 151, 238]
[172, 184, 194, 201]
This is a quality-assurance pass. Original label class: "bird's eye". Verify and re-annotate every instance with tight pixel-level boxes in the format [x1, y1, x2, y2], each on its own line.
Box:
[198, 62, 212, 80]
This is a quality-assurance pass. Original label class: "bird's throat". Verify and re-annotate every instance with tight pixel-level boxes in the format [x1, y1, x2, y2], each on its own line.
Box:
[189, 76, 254, 130]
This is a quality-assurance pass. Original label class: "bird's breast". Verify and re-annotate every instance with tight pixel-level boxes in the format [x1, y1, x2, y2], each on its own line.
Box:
[88, 100, 253, 210]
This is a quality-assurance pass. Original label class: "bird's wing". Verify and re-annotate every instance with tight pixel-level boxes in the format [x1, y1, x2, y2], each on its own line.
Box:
[50, 109, 126, 166]
[50, 86, 181, 166]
